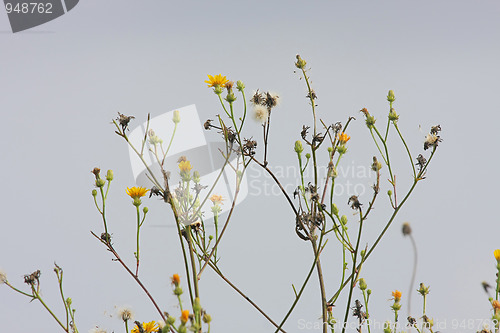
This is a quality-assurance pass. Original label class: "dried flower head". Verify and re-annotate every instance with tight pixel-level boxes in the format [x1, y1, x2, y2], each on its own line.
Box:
[126, 187, 149, 199]
[117, 307, 134, 322]
[348, 195, 362, 210]
[392, 290, 402, 302]
[205, 74, 228, 88]
[253, 105, 269, 124]
[250, 90, 265, 105]
[402, 222, 412, 236]
[0, 269, 7, 284]
[116, 112, 135, 132]
[264, 91, 280, 109]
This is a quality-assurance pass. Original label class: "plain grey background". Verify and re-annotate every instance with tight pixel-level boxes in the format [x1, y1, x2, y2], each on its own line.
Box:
[1, 1, 499, 332]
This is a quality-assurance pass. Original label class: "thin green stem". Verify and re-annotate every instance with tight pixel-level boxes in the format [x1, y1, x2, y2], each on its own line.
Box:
[341, 209, 364, 333]
[394, 123, 416, 179]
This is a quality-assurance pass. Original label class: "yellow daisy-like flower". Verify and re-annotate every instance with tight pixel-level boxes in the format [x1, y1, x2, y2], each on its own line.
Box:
[205, 74, 229, 88]
[337, 132, 351, 144]
[171, 273, 180, 286]
[494, 249, 500, 262]
[392, 290, 402, 302]
[178, 160, 193, 172]
[210, 194, 224, 205]
[126, 187, 149, 199]
[493, 300, 500, 313]
[181, 309, 190, 324]
[131, 321, 159, 333]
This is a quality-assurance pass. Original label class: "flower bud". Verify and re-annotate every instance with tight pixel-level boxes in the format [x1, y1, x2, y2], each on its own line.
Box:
[92, 189, 97, 197]
[106, 170, 114, 181]
[418, 283, 430, 296]
[193, 171, 201, 183]
[143, 207, 149, 214]
[387, 190, 392, 196]
[494, 249, 500, 262]
[365, 115, 376, 128]
[236, 80, 245, 92]
[294, 140, 304, 154]
[331, 204, 339, 216]
[225, 91, 237, 103]
[391, 302, 402, 311]
[173, 110, 181, 124]
[193, 297, 202, 313]
[387, 90, 396, 103]
[367, 289, 372, 296]
[295, 54, 307, 69]
[402, 222, 412, 236]
[358, 278, 367, 290]
[336, 145, 347, 155]
[167, 315, 176, 325]
[95, 179, 106, 188]
[174, 286, 183, 296]
[340, 215, 348, 225]
[203, 313, 212, 323]
[66, 298, 72, 306]
[388, 108, 399, 122]
[305, 153, 311, 159]
[371, 156, 382, 171]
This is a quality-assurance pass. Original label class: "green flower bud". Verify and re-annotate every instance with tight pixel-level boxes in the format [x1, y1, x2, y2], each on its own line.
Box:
[327, 146, 333, 153]
[387, 190, 393, 196]
[143, 206, 149, 214]
[360, 250, 366, 258]
[371, 156, 382, 171]
[367, 289, 372, 296]
[106, 170, 114, 181]
[418, 283, 430, 296]
[388, 108, 399, 122]
[95, 179, 106, 188]
[295, 54, 307, 69]
[225, 91, 237, 103]
[192, 171, 201, 183]
[383, 322, 392, 333]
[294, 140, 304, 154]
[305, 153, 311, 159]
[66, 298, 72, 306]
[203, 313, 212, 323]
[209, 235, 214, 240]
[174, 286, 183, 296]
[358, 278, 367, 291]
[193, 297, 202, 313]
[236, 80, 245, 92]
[340, 215, 348, 225]
[365, 115, 376, 128]
[167, 315, 176, 325]
[173, 110, 181, 124]
[331, 203, 339, 216]
[178, 326, 187, 333]
[387, 90, 396, 103]
[92, 189, 97, 197]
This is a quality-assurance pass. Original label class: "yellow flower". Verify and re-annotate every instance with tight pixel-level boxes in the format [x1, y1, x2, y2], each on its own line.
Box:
[337, 132, 351, 144]
[131, 321, 159, 333]
[171, 273, 180, 286]
[493, 300, 500, 313]
[210, 194, 224, 205]
[178, 160, 193, 172]
[205, 74, 229, 88]
[494, 249, 500, 262]
[181, 309, 190, 324]
[126, 187, 149, 199]
[392, 290, 402, 302]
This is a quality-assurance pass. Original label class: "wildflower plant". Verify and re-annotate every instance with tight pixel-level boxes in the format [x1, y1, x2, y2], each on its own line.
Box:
[10, 54, 496, 333]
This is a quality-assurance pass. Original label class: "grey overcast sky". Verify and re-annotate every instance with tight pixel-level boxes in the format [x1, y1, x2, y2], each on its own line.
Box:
[1, 1, 500, 332]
